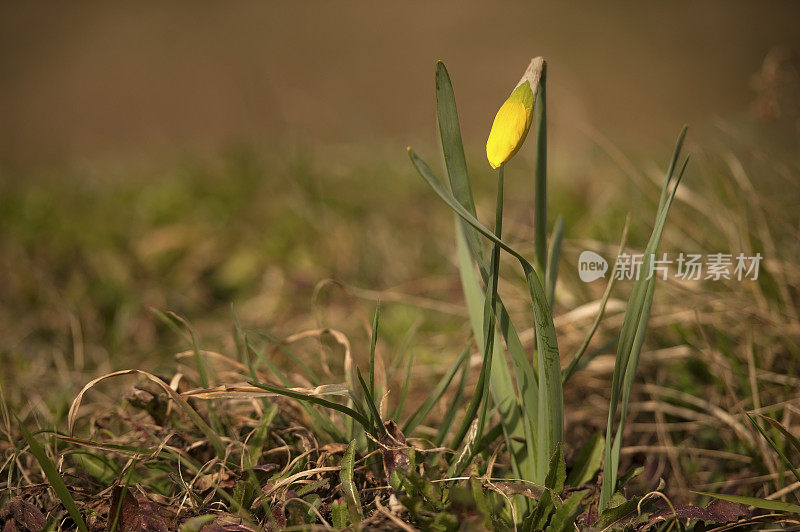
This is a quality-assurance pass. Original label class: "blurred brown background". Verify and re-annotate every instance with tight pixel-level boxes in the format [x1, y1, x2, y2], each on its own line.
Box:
[2, 1, 800, 165]
[3, 3, 800, 519]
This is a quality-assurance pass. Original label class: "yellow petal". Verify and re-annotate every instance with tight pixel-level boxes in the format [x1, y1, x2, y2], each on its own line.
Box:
[486, 62, 540, 169]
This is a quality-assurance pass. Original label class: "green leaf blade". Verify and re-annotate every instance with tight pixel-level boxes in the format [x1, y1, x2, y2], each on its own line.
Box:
[340, 440, 363, 524]
[17, 418, 88, 532]
[693, 491, 800, 514]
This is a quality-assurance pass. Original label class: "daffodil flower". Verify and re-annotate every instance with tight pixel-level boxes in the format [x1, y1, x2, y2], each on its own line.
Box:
[486, 58, 544, 169]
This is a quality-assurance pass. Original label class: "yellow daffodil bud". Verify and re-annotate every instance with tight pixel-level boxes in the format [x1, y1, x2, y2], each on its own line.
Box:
[486, 57, 544, 169]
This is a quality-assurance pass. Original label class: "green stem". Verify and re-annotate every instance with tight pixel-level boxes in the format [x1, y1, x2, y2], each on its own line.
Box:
[476, 165, 504, 444]
[448, 166, 504, 461]
[533, 64, 548, 279]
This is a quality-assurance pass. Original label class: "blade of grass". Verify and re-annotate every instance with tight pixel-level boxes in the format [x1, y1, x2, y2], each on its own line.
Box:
[54, 434, 204, 472]
[607, 157, 686, 429]
[108, 474, 137, 532]
[248, 379, 375, 438]
[403, 345, 469, 435]
[549, 490, 587, 532]
[533, 61, 548, 278]
[436, 61, 487, 269]
[247, 404, 277, 468]
[608, 158, 689, 480]
[434, 360, 469, 448]
[562, 215, 630, 384]
[759, 414, 800, 455]
[472, 421, 505, 457]
[70, 451, 119, 485]
[447, 172, 508, 480]
[527, 260, 564, 483]
[600, 127, 689, 508]
[150, 309, 227, 437]
[387, 318, 420, 381]
[470, 476, 494, 530]
[331, 500, 347, 529]
[341, 439, 363, 524]
[16, 416, 88, 532]
[393, 350, 416, 421]
[179, 515, 217, 532]
[448, 167, 505, 454]
[746, 413, 800, 485]
[150, 309, 213, 388]
[529, 488, 556, 530]
[545, 442, 566, 492]
[369, 302, 380, 399]
[355, 367, 388, 437]
[545, 216, 564, 308]
[409, 147, 521, 258]
[456, 224, 532, 480]
[476, 165, 505, 448]
[231, 304, 248, 365]
[692, 491, 800, 514]
[169, 312, 211, 387]
[245, 337, 342, 441]
[565, 433, 605, 487]
[448, 300, 495, 453]
[250, 331, 321, 386]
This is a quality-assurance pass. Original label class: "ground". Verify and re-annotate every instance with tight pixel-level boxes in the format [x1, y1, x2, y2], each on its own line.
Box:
[1, 121, 799, 529]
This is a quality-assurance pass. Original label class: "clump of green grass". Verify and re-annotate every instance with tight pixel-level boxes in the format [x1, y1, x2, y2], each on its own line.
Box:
[405, 57, 691, 527]
[3, 59, 800, 531]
